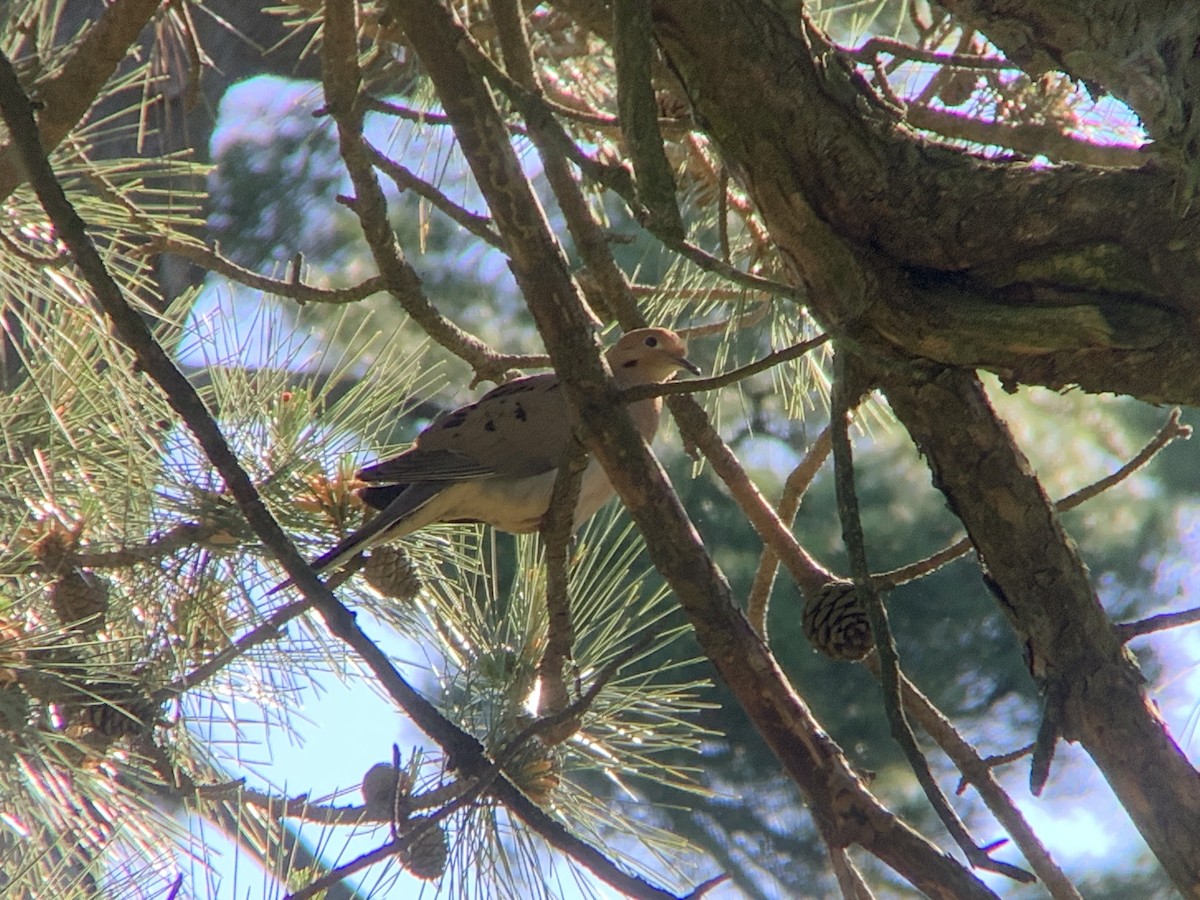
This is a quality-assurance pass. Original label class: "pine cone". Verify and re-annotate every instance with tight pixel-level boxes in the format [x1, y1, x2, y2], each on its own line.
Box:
[361, 762, 411, 819]
[504, 738, 562, 807]
[400, 818, 448, 880]
[802, 581, 873, 661]
[49, 569, 109, 633]
[362, 546, 422, 601]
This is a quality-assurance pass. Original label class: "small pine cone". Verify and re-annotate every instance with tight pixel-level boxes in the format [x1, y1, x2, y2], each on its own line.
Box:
[362, 547, 421, 601]
[504, 739, 562, 807]
[361, 762, 412, 819]
[400, 818, 448, 880]
[803, 581, 873, 661]
[81, 687, 158, 739]
[49, 569, 109, 633]
[938, 69, 979, 107]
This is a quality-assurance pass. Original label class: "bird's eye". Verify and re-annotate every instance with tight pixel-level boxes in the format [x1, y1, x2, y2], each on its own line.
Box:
[644, 336, 658, 347]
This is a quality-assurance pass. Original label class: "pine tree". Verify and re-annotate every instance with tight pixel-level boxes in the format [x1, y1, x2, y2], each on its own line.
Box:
[0, 2, 1197, 898]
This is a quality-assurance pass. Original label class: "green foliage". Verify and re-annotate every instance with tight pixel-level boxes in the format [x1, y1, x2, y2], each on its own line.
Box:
[1, 2, 1195, 898]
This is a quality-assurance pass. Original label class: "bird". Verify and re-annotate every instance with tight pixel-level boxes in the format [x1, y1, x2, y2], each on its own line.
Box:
[278, 328, 698, 589]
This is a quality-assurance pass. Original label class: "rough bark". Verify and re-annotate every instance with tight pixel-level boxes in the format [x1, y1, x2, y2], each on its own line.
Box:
[383, 0, 1004, 893]
[649, 0, 1200, 405]
[936, 0, 1200, 162]
[645, 0, 1200, 892]
[880, 363, 1200, 892]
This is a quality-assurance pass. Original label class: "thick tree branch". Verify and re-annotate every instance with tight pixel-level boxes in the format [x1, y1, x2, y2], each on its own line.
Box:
[650, 0, 1200, 406]
[879, 360, 1200, 894]
[383, 0, 1000, 894]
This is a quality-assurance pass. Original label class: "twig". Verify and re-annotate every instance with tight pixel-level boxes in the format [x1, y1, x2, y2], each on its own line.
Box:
[847, 36, 1020, 71]
[819, 815, 876, 900]
[630, 284, 768, 302]
[863, 656, 1078, 897]
[321, 11, 525, 386]
[685, 133, 773, 249]
[956, 744, 1035, 794]
[622, 333, 830, 401]
[73, 522, 221, 568]
[1117, 605, 1200, 642]
[287, 833, 412, 900]
[362, 96, 454, 125]
[911, 30, 980, 109]
[488, 0, 638, 328]
[157, 598, 310, 701]
[877, 407, 1191, 589]
[1030, 679, 1066, 796]
[235, 785, 377, 826]
[140, 235, 389, 305]
[747, 426, 832, 637]
[666, 393, 831, 597]
[831, 352, 1031, 883]
[681, 874, 731, 899]
[364, 142, 504, 248]
[905, 105, 1145, 168]
[455, 31, 802, 301]
[536, 437, 589, 741]
[675, 300, 771, 337]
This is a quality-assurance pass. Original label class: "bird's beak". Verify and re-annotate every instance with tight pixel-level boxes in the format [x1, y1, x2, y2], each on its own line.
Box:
[676, 354, 702, 376]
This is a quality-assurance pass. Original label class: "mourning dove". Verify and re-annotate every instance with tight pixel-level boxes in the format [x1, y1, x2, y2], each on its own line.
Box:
[285, 328, 698, 586]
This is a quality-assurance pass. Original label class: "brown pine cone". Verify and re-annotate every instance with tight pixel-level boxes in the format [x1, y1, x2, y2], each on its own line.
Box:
[49, 569, 109, 633]
[361, 762, 412, 819]
[400, 819, 448, 880]
[504, 738, 562, 807]
[802, 581, 873, 661]
[362, 546, 422, 601]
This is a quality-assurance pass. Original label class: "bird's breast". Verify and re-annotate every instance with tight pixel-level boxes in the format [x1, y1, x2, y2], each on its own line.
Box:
[430, 460, 616, 534]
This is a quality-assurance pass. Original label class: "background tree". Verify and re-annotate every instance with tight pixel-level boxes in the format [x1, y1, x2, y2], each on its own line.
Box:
[0, 0, 1198, 898]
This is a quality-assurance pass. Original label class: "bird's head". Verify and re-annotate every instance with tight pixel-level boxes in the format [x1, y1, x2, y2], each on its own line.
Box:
[606, 328, 701, 386]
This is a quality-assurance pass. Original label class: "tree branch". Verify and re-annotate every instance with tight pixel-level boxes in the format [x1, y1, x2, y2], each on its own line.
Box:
[879, 360, 1200, 893]
[613, 0, 683, 236]
[364, 142, 504, 248]
[0, 0, 164, 203]
[0, 38, 681, 900]
[747, 426, 831, 637]
[1117, 606, 1200, 643]
[622, 333, 829, 401]
[875, 406, 1191, 589]
[320, 6, 522, 385]
[488, 0, 638, 327]
[861, 656, 1081, 898]
[831, 352, 1032, 883]
[382, 0, 1000, 893]
[139, 236, 390, 305]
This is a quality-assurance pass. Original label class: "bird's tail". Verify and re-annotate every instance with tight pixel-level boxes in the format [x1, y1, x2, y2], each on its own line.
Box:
[265, 482, 445, 596]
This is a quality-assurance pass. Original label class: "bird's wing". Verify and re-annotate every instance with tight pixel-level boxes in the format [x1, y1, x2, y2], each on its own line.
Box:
[357, 447, 494, 483]
[306, 481, 448, 575]
[400, 373, 574, 479]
